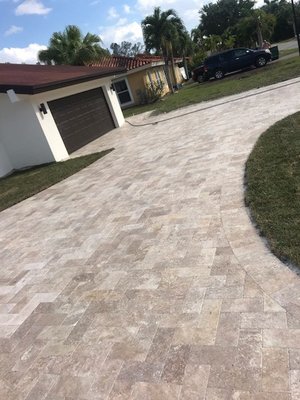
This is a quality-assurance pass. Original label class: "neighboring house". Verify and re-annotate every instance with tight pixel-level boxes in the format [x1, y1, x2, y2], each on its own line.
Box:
[0, 63, 126, 178]
[91, 55, 184, 108]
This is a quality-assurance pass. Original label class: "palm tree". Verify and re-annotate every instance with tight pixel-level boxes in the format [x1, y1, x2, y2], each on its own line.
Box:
[204, 35, 222, 54]
[175, 28, 193, 79]
[142, 7, 184, 91]
[234, 10, 275, 47]
[38, 25, 107, 66]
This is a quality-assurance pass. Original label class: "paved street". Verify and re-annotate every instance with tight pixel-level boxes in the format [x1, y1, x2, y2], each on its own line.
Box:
[1, 78, 300, 399]
[276, 38, 298, 51]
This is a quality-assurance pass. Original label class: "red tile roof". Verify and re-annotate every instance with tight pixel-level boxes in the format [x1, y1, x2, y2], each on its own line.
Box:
[0, 63, 126, 94]
[91, 56, 153, 70]
[90, 55, 182, 70]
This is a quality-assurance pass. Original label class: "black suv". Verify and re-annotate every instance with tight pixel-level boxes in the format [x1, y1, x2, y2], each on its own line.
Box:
[192, 47, 272, 83]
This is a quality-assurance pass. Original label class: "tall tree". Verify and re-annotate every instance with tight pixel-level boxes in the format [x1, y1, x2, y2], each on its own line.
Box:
[38, 25, 108, 66]
[110, 41, 144, 56]
[142, 7, 185, 91]
[199, 0, 255, 36]
[233, 9, 276, 47]
[262, 0, 298, 41]
[171, 27, 194, 79]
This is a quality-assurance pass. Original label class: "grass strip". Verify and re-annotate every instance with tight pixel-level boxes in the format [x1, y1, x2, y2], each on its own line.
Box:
[0, 149, 113, 211]
[124, 56, 300, 117]
[245, 113, 300, 267]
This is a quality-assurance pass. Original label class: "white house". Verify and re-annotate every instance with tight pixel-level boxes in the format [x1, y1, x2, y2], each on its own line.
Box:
[0, 63, 126, 178]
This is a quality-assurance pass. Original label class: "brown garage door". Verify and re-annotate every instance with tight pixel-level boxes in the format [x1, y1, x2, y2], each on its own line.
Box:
[48, 87, 115, 154]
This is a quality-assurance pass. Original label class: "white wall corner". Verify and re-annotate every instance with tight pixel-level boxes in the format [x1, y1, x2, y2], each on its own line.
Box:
[103, 82, 125, 128]
[0, 140, 13, 177]
[32, 101, 69, 162]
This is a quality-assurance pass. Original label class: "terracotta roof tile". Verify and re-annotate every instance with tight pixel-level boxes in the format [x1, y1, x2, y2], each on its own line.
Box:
[90, 56, 151, 70]
[90, 55, 182, 70]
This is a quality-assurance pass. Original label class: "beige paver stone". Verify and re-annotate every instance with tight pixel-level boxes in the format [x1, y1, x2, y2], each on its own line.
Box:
[221, 298, 264, 313]
[1, 78, 300, 398]
[262, 348, 289, 392]
[243, 275, 263, 299]
[24, 374, 59, 400]
[130, 382, 182, 400]
[263, 294, 286, 312]
[289, 349, 300, 370]
[145, 327, 175, 364]
[205, 387, 231, 399]
[48, 375, 94, 398]
[263, 329, 300, 348]
[88, 359, 124, 398]
[161, 344, 190, 384]
[240, 312, 287, 329]
[215, 312, 240, 346]
[180, 364, 210, 400]
[286, 303, 300, 329]
[272, 282, 300, 306]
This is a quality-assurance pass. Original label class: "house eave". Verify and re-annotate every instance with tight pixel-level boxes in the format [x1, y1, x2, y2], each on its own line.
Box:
[0, 69, 127, 95]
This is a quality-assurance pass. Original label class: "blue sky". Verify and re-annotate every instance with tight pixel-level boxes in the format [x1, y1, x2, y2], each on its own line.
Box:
[0, 0, 206, 63]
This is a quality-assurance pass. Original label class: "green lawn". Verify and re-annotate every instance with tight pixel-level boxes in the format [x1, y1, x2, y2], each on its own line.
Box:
[245, 112, 300, 267]
[124, 56, 300, 118]
[279, 48, 298, 57]
[0, 150, 113, 212]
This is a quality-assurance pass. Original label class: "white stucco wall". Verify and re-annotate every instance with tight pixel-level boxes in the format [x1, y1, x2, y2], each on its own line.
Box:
[102, 82, 125, 128]
[0, 94, 57, 176]
[0, 140, 12, 177]
[0, 74, 125, 178]
[32, 101, 69, 162]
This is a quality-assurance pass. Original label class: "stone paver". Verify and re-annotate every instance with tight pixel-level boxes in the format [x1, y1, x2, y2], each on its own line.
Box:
[1, 78, 300, 399]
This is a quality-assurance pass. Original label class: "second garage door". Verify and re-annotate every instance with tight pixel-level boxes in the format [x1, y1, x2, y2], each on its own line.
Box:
[48, 87, 115, 154]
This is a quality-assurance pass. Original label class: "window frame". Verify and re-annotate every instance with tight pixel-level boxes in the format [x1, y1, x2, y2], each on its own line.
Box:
[113, 77, 134, 107]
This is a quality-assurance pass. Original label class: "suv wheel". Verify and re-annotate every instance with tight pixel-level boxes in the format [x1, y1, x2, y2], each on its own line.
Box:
[256, 56, 267, 67]
[214, 69, 224, 80]
[197, 75, 205, 83]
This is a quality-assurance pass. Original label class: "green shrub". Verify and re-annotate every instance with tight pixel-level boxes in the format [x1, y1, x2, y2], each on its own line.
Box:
[137, 81, 164, 105]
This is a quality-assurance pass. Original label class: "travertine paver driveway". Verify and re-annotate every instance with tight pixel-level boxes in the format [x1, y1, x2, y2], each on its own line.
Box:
[1, 78, 300, 400]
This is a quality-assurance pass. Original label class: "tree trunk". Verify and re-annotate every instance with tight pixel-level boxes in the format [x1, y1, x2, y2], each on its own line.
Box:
[170, 57, 177, 89]
[257, 21, 264, 48]
[169, 42, 177, 90]
[163, 46, 174, 94]
[292, 21, 296, 37]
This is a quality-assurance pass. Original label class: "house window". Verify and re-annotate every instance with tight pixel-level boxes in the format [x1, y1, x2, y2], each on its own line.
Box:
[113, 79, 133, 106]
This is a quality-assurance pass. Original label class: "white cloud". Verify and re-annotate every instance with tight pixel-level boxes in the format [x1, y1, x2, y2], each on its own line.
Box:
[15, 0, 52, 16]
[4, 25, 23, 36]
[137, 0, 177, 12]
[254, 0, 265, 7]
[135, 0, 205, 30]
[107, 6, 119, 19]
[0, 43, 46, 63]
[123, 4, 131, 14]
[182, 8, 201, 24]
[90, 0, 101, 5]
[99, 21, 143, 47]
[116, 17, 128, 26]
